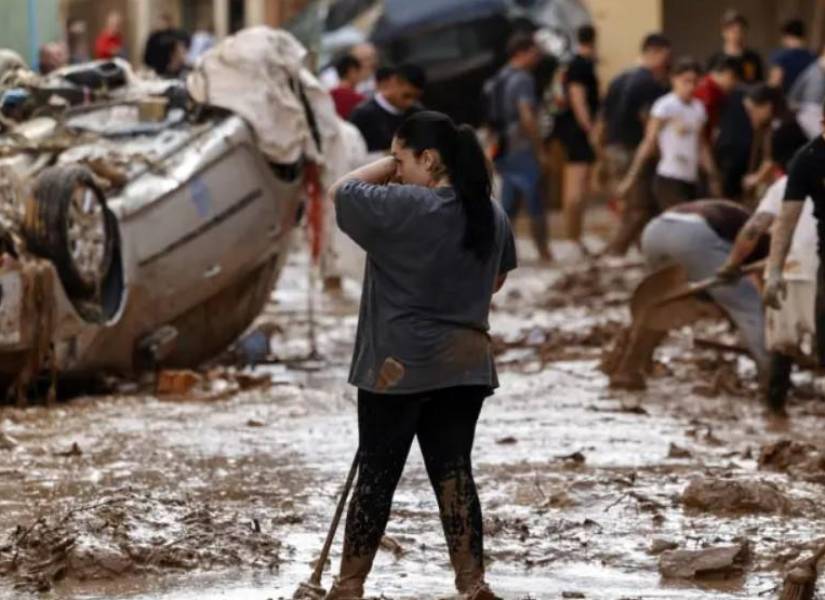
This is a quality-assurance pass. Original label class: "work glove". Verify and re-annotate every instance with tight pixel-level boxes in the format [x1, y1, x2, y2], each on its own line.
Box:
[763, 271, 787, 310]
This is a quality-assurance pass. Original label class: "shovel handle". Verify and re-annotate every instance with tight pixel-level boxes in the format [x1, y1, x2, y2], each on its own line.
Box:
[309, 447, 360, 585]
[656, 259, 766, 306]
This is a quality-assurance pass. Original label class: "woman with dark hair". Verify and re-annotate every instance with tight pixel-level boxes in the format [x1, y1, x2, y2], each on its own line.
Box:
[326, 111, 516, 600]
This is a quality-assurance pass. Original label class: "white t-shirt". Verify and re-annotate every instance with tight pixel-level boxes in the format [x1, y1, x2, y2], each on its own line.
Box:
[758, 176, 818, 280]
[650, 92, 708, 183]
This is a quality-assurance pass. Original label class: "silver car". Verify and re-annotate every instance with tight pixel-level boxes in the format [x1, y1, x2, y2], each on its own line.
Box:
[0, 79, 304, 398]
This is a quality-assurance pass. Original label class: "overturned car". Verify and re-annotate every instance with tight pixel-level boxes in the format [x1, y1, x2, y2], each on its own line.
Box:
[0, 28, 355, 400]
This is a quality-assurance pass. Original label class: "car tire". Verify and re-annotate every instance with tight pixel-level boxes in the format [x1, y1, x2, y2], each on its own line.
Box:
[23, 165, 116, 299]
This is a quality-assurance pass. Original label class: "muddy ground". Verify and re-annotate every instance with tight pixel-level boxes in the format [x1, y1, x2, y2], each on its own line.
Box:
[1, 226, 825, 600]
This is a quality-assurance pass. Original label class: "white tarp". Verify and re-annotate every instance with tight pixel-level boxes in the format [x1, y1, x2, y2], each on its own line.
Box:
[187, 27, 339, 165]
[187, 26, 370, 281]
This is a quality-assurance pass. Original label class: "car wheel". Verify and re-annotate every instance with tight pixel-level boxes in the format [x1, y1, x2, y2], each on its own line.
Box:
[23, 165, 116, 299]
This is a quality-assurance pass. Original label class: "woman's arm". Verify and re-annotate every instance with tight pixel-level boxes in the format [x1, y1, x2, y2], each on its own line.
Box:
[328, 156, 397, 200]
[617, 117, 663, 197]
[743, 128, 773, 193]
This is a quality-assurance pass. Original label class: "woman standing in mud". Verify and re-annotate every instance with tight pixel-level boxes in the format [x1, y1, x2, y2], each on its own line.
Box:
[326, 111, 516, 600]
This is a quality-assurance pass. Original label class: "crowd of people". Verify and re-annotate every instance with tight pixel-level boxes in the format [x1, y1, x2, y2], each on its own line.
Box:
[322, 9, 825, 418]
[315, 16, 825, 595]
[556, 10, 823, 417]
[39, 10, 215, 78]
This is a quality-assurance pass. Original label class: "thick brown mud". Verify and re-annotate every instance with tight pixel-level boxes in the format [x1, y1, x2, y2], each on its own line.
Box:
[1, 232, 825, 599]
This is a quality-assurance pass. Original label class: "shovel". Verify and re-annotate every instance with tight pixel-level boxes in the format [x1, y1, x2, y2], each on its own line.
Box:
[293, 449, 360, 600]
[633, 260, 766, 332]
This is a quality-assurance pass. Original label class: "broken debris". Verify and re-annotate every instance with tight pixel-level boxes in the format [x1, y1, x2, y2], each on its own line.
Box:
[681, 477, 791, 514]
[0, 491, 285, 592]
[659, 540, 749, 579]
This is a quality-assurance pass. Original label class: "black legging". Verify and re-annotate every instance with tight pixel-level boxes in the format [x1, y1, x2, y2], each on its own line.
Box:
[343, 386, 487, 590]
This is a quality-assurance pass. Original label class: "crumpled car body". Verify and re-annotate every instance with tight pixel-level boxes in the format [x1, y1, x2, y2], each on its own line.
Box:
[0, 74, 304, 392]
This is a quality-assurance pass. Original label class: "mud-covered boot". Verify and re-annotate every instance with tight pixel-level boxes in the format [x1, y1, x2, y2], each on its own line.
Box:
[466, 582, 503, 600]
[763, 351, 792, 416]
[324, 551, 373, 600]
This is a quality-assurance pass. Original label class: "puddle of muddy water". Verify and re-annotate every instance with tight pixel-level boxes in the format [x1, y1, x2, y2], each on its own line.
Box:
[2, 235, 825, 600]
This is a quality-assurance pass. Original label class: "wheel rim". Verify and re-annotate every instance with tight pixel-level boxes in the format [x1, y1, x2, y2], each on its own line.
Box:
[66, 184, 107, 287]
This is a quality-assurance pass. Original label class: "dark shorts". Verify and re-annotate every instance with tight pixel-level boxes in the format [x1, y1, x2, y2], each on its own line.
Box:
[653, 175, 698, 211]
[558, 122, 595, 163]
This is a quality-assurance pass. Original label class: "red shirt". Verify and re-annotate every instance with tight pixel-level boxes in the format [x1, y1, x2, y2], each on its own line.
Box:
[693, 75, 725, 140]
[94, 32, 123, 60]
[330, 86, 366, 120]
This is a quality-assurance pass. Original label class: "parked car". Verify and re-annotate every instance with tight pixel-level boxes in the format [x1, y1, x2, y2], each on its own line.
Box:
[0, 58, 309, 399]
[369, 0, 590, 125]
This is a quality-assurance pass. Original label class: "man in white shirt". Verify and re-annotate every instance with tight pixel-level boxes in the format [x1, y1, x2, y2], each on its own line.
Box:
[718, 176, 817, 414]
[618, 57, 722, 209]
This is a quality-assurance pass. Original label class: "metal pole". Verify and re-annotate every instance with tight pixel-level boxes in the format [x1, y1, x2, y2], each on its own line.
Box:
[214, 0, 229, 38]
[27, 0, 39, 71]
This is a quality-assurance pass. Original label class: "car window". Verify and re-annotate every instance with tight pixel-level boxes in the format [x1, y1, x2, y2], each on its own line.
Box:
[396, 28, 465, 64]
[325, 0, 378, 31]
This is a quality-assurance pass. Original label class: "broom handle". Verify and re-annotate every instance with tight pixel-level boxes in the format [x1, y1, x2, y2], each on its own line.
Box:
[309, 447, 360, 585]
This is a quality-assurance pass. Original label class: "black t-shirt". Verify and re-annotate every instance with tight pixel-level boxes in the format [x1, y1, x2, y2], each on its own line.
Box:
[349, 98, 419, 153]
[565, 54, 599, 116]
[707, 48, 764, 84]
[557, 54, 599, 138]
[771, 116, 809, 172]
[784, 136, 825, 257]
[604, 66, 668, 148]
[672, 200, 770, 260]
[715, 86, 752, 152]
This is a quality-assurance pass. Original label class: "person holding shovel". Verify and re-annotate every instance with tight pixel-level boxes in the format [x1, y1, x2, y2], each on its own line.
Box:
[716, 119, 813, 414]
[609, 199, 770, 390]
[324, 110, 516, 600]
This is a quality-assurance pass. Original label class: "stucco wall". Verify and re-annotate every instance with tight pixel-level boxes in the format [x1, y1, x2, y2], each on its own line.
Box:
[0, 0, 62, 68]
[662, 0, 817, 67]
[585, 0, 662, 89]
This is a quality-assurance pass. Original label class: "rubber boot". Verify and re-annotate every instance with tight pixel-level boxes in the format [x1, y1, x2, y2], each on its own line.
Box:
[763, 351, 792, 416]
[430, 475, 489, 596]
[324, 551, 374, 600]
[529, 217, 553, 263]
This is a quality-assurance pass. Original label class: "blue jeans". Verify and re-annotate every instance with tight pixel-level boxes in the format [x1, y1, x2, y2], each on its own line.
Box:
[495, 149, 543, 218]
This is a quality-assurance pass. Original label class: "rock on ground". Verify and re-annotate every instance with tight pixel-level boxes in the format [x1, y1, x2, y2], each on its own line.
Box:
[659, 541, 749, 579]
[681, 476, 791, 514]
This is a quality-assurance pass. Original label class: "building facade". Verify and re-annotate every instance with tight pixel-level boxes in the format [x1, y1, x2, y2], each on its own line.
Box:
[0, 0, 62, 69]
[58, 0, 316, 68]
[587, 0, 825, 87]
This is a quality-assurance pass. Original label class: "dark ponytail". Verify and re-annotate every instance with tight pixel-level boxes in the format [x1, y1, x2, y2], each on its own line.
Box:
[395, 111, 495, 261]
